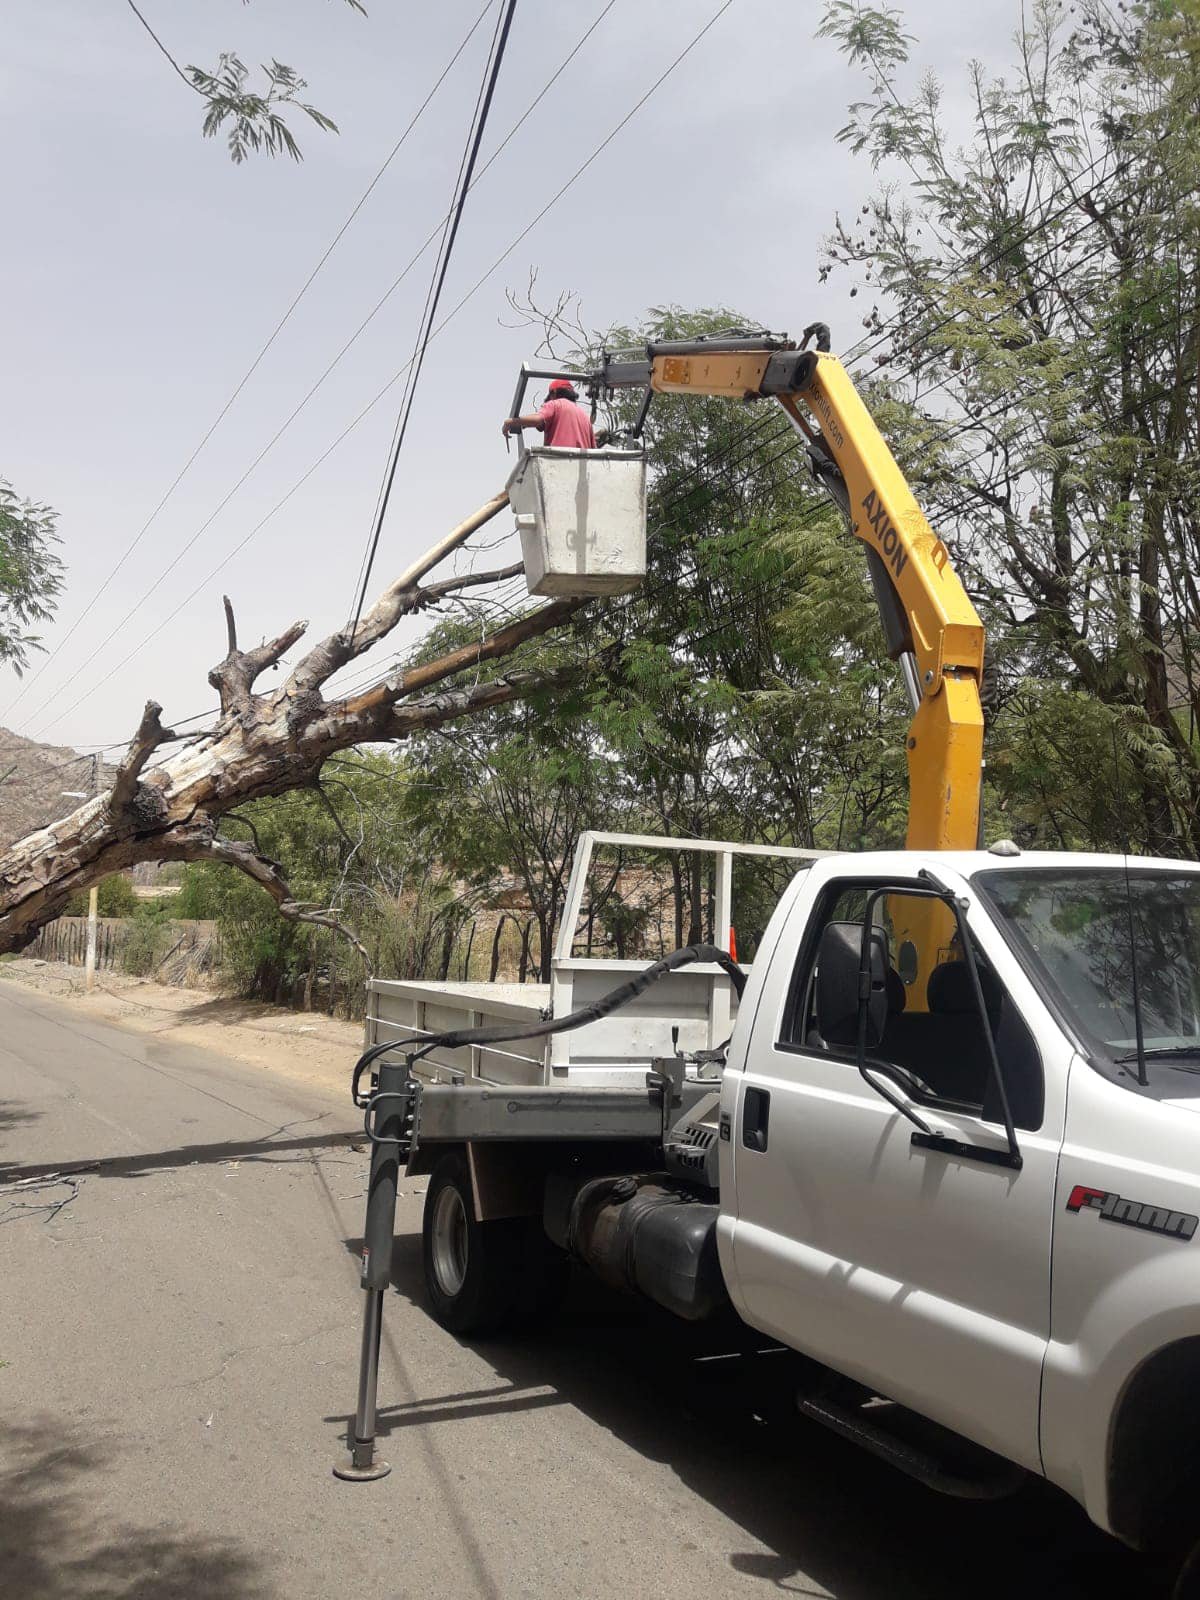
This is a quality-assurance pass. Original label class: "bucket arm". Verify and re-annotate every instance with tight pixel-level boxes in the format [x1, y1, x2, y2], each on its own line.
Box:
[584, 330, 985, 856]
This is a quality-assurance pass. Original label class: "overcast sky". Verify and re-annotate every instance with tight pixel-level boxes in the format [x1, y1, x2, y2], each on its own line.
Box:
[0, 0, 1016, 754]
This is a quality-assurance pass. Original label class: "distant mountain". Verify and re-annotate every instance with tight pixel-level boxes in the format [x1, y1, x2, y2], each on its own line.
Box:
[0, 728, 114, 851]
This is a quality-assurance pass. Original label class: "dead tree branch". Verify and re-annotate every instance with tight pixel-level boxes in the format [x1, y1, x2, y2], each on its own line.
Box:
[0, 489, 590, 956]
[109, 701, 173, 815]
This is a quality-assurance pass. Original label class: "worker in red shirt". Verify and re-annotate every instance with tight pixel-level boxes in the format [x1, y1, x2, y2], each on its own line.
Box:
[502, 378, 597, 449]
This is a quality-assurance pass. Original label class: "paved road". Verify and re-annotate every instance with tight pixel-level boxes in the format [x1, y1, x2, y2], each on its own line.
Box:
[0, 982, 1170, 1600]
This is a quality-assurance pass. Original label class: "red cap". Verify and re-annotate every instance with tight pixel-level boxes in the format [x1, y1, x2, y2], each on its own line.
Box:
[548, 378, 575, 395]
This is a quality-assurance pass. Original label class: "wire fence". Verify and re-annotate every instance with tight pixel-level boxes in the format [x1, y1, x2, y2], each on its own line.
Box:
[25, 917, 222, 984]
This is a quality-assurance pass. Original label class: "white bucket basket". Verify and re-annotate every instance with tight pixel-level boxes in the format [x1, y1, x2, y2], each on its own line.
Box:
[507, 445, 647, 598]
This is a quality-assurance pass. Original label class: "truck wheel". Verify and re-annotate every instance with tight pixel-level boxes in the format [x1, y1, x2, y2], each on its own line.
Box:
[422, 1152, 566, 1336]
[1174, 1540, 1200, 1600]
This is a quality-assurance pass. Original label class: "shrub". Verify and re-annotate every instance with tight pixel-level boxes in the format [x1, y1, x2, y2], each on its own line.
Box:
[119, 902, 177, 977]
[64, 874, 138, 918]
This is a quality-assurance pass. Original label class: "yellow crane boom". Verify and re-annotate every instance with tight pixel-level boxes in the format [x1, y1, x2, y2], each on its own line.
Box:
[579, 326, 986, 857]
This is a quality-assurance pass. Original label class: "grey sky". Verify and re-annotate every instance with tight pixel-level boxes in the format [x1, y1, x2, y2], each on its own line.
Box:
[1, 0, 1016, 754]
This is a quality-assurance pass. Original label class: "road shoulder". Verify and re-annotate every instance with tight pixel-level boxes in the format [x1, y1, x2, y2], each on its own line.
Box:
[0, 958, 361, 1099]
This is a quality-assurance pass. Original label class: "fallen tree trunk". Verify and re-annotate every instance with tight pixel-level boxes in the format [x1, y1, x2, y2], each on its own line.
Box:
[0, 492, 585, 959]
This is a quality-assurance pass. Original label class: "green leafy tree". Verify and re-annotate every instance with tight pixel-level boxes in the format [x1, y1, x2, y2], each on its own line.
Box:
[565, 306, 907, 878]
[0, 480, 63, 675]
[817, 0, 1200, 852]
[450, 298, 914, 952]
[63, 875, 139, 918]
[176, 751, 473, 1005]
[399, 615, 627, 980]
[120, 900, 179, 976]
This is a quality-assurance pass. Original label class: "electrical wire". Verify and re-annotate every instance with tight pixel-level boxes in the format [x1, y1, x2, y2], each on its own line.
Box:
[316, 249, 1200, 714]
[29, 4, 1184, 751]
[58, 255, 1173, 788]
[348, 0, 518, 635]
[296, 258, 1200, 719]
[1, 0, 496, 725]
[29, 0, 735, 741]
[15, 0, 623, 740]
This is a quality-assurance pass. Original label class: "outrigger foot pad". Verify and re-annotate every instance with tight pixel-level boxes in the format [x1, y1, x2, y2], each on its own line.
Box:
[332, 1440, 391, 1482]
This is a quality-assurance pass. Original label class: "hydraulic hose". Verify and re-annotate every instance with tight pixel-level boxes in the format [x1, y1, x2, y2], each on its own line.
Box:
[350, 943, 745, 1097]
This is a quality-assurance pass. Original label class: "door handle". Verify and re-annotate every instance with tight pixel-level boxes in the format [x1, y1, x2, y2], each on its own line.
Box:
[742, 1087, 771, 1152]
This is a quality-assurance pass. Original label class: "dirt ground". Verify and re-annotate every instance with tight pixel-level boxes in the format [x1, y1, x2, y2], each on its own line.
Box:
[0, 957, 362, 1095]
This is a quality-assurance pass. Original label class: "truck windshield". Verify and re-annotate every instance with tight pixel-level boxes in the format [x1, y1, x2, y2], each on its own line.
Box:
[976, 867, 1200, 1066]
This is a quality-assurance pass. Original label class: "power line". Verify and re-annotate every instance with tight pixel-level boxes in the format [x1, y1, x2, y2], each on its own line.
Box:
[123, 0, 201, 96]
[347, 0, 622, 623]
[2, 0, 496, 726]
[348, 0, 519, 634]
[30, 0, 733, 741]
[328, 243, 1167, 708]
[38, 6, 1163, 747]
[15, 0, 622, 739]
[57, 283, 1134, 777]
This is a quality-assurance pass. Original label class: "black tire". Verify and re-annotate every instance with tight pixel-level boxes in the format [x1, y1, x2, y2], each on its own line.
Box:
[422, 1152, 567, 1336]
[1174, 1541, 1200, 1600]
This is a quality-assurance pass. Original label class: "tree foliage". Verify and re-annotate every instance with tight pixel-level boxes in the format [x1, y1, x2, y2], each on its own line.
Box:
[818, 0, 1200, 852]
[0, 480, 63, 675]
[63, 874, 138, 919]
[187, 54, 339, 165]
[388, 303, 912, 969]
[175, 753, 477, 1004]
[125, 0, 361, 162]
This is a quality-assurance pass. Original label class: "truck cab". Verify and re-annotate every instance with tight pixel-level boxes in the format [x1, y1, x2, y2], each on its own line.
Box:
[723, 846, 1200, 1569]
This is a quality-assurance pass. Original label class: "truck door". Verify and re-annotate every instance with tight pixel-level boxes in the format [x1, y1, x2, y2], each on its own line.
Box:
[726, 873, 1067, 1472]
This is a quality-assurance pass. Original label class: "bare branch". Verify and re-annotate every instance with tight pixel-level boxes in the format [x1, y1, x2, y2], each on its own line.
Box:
[288, 490, 511, 695]
[415, 560, 525, 607]
[0, 492, 591, 956]
[146, 815, 374, 970]
[204, 835, 373, 970]
[109, 702, 172, 815]
[336, 597, 585, 722]
[210, 603, 308, 716]
[387, 666, 577, 738]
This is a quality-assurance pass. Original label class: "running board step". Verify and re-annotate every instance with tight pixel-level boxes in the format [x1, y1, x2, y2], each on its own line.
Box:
[795, 1387, 1026, 1500]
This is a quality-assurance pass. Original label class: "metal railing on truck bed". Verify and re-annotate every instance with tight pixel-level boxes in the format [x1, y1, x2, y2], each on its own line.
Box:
[363, 832, 825, 1090]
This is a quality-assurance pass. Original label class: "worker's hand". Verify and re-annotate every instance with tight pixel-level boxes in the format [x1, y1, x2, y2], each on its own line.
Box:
[501, 418, 516, 438]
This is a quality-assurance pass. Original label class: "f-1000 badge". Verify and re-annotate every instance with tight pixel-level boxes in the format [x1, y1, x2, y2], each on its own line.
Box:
[1066, 1184, 1198, 1241]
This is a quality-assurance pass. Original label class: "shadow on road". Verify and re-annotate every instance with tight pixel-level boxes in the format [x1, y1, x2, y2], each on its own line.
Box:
[343, 1231, 1170, 1600]
[0, 1418, 268, 1599]
[0, 1099, 40, 1135]
[0, 1126, 357, 1183]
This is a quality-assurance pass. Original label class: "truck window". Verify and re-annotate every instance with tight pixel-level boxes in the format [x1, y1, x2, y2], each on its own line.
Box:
[781, 880, 1043, 1129]
[977, 866, 1200, 1072]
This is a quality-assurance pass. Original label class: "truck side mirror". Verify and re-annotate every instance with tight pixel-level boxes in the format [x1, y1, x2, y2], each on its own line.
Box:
[815, 921, 888, 1049]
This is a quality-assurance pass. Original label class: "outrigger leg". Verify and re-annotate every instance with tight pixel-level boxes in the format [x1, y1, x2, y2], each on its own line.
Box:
[332, 1054, 413, 1482]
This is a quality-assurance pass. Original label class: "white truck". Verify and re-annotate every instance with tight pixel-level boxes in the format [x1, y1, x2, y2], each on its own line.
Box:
[347, 835, 1200, 1595]
[336, 332, 1200, 1594]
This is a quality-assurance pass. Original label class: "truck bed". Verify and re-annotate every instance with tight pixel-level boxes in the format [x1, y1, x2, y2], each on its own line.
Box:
[364, 963, 735, 1089]
[362, 832, 821, 1090]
